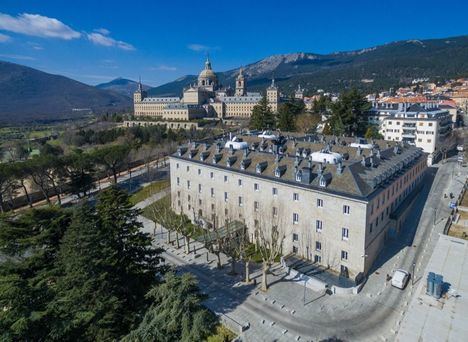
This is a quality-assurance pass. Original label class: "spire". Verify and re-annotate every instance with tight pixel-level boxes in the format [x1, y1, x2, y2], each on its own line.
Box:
[271, 78, 276, 88]
[137, 76, 142, 92]
[205, 53, 212, 70]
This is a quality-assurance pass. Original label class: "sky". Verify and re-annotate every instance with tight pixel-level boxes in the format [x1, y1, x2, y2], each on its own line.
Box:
[0, 0, 467, 87]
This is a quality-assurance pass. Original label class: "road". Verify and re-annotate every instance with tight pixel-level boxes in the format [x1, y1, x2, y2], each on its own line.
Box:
[142, 156, 467, 341]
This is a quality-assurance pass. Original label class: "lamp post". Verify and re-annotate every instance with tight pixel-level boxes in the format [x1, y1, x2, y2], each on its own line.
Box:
[303, 275, 307, 306]
[412, 262, 416, 286]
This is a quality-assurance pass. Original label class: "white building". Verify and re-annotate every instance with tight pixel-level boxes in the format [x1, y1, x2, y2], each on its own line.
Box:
[170, 135, 427, 281]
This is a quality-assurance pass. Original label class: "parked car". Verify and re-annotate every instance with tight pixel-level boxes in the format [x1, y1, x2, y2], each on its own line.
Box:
[391, 269, 410, 289]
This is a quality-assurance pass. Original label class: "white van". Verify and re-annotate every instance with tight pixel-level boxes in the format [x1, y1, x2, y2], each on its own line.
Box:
[391, 269, 410, 289]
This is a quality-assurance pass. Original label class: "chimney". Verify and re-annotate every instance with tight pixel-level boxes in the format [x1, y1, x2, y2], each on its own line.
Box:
[337, 161, 343, 174]
[361, 156, 367, 166]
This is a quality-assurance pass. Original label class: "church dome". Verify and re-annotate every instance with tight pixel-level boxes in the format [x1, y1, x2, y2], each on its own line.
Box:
[198, 57, 218, 89]
[199, 68, 217, 79]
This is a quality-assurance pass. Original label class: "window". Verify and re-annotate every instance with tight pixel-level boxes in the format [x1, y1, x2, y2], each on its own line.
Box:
[188, 195, 191, 201]
[315, 241, 322, 251]
[314, 255, 322, 263]
[198, 184, 202, 193]
[187, 180, 191, 189]
[176, 163, 179, 169]
[428, 122, 433, 127]
[341, 250, 348, 261]
[316, 220, 323, 232]
[292, 246, 298, 253]
[293, 193, 299, 201]
[186, 166, 190, 172]
[319, 178, 326, 187]
[254, 201, 259, 211]
[254, 183, 259, 191]
[238, 179, 242, 186]
[238, 196, 243, 207]
[198, 169, 201, 175]
[176, 177, 180, 185]
[177, 191, 180, 198]
[224, 175, 228, 182]
[211, 203, 215, 211]
[272, 187, 278, 195]
[293, 213, 299, 224]
[210, 188, 214, 197]
[427, 139, 432, 143]
[343, 205, 350, 215]
[272, 207, 278, 216]
[317, 198, 323, 207]
[342, 228, 349, 240]
[224, 192, 228, 202]
[292, 233, 299, 242]
[370, 223, 373, 233]
[210, 172, 214, 179]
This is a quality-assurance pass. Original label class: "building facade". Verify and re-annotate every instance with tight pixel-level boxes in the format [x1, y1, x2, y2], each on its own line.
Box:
[134, 59, 280, 120]
[170, 135, 426, 281]
[367, 99, 453, 155]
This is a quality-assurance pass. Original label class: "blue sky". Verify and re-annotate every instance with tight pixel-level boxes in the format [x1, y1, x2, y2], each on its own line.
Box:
[0, 0, 467, 86]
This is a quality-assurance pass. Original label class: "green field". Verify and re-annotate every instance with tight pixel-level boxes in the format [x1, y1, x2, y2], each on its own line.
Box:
[129, 179, 170, 205]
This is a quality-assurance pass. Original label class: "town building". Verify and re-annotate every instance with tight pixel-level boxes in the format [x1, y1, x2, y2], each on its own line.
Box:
[367, 98, 454, 156]
[133, 58, 280, 120]
[170, 134, 427, 281]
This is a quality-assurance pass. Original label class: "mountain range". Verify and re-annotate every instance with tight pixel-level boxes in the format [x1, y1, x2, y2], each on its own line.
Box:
[0, 35, 467, 123]
[0, 61, 132, 123]
[148, 35, 468, 97]
[96, 78, 150, 98]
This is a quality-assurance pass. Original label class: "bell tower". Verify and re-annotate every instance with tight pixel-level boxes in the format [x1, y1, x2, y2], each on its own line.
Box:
[133, 77, 146, 103]
[266, 78, 279, 112]
[235, 68, 246, 96]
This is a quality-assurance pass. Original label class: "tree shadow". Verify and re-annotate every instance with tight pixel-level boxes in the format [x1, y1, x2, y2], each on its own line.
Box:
[117, 169, 168, 194]
[368, 167, 438, 274]
[173, 260, 257, 319]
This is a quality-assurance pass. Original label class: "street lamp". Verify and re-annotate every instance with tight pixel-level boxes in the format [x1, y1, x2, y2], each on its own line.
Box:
[412, 262, 416, 286]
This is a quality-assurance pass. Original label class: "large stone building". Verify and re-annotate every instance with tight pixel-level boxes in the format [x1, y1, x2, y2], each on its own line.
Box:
[170, 134, 426, 281]
[134, 59, 280, 120]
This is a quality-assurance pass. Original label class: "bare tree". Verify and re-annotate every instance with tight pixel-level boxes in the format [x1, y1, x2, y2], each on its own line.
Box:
[150, 196, 174, 244]
[254, 207, 286, 292]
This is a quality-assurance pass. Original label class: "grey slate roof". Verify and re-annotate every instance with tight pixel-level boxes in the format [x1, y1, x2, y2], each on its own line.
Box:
[172, 135, 425, 200]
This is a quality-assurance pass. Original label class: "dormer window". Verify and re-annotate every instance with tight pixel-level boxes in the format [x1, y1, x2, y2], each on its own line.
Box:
[295, 171, 302, 182]
[319, 176, 327, 187]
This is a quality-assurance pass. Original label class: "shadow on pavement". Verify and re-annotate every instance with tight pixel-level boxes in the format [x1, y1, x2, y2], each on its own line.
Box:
[368, 166, 438, 275]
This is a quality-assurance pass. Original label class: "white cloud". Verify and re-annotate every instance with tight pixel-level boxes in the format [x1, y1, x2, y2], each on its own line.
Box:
[150, 65, 177, 71]
[187, 43, 220, 52]
[27, 41, 43, 50]
[94, 28, 110, 35]
[87, 30, 135, 51]
[0, 13, 80, 40]
[0, 32, 11, 42]
[0, 53, 35, 61]
[188, 43, 209, 52]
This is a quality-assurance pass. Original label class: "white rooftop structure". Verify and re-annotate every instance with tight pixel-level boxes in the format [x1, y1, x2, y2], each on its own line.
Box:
[397, 234, 468, 342]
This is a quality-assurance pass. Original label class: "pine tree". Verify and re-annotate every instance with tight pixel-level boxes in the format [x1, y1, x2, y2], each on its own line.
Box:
[249, 95, 275, 130]
[0, 208, 71, 341]
[124, 272, 216, 342]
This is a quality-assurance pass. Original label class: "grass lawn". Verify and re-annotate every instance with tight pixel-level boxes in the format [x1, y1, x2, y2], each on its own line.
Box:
[206, 324, 237, 342]
[130, 179, 170, 205]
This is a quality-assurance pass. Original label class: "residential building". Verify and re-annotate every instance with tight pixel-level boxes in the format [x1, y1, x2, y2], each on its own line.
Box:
[170, 135, 427, 281]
